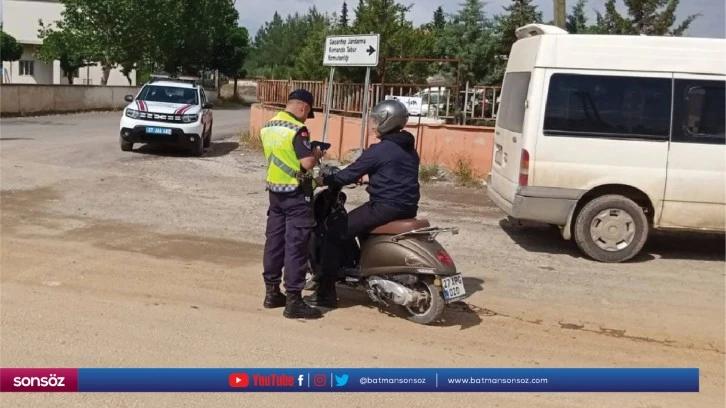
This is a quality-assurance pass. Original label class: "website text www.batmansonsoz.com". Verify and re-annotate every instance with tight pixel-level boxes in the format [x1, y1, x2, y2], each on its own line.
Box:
[448, 377, 549, 385]
[359, 377, 428, 385]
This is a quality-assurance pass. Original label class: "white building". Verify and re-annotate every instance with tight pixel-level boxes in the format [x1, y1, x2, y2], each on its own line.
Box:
[1, 0, 135, 85]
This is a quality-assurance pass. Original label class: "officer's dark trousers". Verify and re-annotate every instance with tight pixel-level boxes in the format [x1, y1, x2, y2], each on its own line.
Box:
[263, 190, 314, 292]
[319, 201, 417, 278]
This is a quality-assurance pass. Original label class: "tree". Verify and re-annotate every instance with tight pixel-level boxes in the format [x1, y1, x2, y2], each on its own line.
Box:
[339, 2, 350, 28]
[37, 26, 90, 84]
[294, 11, 335, 80]
[432, 6, 446, 31]
[1, 30, 23, 63]
[345, 0, 422, 83]
[37, 0, 242, 84]
[38, 0, 143, 85]
[566, 0, 593, 33]
[215, 26, 250, 97]
[486, 0, 543, 84]
[435, 0, 494, 84]
[595, 0, 699, 35]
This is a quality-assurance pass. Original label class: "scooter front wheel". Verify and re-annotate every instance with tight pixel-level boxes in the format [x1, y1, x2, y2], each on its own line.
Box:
[404, 280, 445, 325]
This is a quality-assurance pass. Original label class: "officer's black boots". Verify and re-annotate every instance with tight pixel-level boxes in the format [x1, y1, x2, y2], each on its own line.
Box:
[263, 284, 287, 309]
[283, 291, 323, 319]
[307, 278, 338, 308]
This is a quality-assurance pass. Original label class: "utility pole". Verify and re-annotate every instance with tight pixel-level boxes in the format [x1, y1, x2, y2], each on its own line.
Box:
[554, 0, 566, 29]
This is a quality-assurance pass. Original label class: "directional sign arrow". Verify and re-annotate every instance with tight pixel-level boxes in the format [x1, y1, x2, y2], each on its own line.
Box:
[366, 45, 376, 55]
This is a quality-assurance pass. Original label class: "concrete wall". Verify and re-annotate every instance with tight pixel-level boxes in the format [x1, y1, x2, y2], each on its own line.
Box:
[0, 84, 138, 115]
[0, 84, 219, 116]
[250, 104, 495, 177]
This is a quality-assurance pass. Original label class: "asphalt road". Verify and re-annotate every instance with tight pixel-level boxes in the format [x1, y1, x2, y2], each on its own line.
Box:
[1, 108, 724, 408]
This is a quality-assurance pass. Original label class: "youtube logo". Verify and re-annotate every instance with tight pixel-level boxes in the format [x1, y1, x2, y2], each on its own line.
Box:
[228, 373, 249, 388]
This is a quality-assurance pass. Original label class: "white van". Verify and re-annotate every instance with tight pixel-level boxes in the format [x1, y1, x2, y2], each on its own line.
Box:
[487, 24, 726, 263]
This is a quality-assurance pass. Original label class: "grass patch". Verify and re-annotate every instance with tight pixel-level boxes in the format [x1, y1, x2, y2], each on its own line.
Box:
[419, 164, 442, 183]
[452, 155, 481, 188]
[238, 130, 263, 151]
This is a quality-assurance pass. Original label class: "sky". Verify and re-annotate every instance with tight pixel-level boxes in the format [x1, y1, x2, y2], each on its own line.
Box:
[236, 0, 726, 39]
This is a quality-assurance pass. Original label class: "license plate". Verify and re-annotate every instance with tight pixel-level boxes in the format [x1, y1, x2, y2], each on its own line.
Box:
[147, 127, 172, 135]
[494, 144, 503, 165]
[441, 274, 466, 302]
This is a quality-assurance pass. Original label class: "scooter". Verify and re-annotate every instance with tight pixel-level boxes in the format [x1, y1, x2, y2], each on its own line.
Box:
[304, 163, 468, 325]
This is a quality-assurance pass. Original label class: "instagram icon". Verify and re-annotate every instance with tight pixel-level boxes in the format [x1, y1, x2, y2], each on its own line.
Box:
[313, 374, 327, 387]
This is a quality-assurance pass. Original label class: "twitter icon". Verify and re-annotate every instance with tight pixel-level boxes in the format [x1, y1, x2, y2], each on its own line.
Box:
[334, 374, 349, 387]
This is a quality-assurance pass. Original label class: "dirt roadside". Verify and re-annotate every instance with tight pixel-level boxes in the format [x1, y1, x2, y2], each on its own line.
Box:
[0, 110, 724, 407]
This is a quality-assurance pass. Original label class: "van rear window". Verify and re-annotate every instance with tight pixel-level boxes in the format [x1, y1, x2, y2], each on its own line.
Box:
[497, 72, 531, 133]
[543, 73, 671, 140]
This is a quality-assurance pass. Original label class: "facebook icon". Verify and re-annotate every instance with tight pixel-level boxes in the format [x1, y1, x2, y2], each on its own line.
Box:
[298, 375, 304, 387]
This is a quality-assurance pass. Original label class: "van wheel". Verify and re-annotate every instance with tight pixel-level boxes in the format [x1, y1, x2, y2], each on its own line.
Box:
[573, 195, 648, 263]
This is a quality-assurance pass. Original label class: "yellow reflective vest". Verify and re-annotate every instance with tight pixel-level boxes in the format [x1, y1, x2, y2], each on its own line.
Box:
[260, 111, 307, 193]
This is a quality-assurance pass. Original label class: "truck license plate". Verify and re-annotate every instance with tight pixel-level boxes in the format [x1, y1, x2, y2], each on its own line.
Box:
[147, 127, 172, 135]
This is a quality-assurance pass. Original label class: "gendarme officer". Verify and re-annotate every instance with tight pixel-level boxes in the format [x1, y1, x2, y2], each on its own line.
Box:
[260, 89, 324, 319]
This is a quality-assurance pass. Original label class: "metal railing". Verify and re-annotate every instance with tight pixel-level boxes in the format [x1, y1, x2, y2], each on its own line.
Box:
[256, 80, 501, 124]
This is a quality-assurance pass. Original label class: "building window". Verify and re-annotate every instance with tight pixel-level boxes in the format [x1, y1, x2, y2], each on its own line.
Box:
[543, 73, 672, 140]
[19, 60, 34, 76]
[497, 72, 531, 133]
[672, 79, 725, 145]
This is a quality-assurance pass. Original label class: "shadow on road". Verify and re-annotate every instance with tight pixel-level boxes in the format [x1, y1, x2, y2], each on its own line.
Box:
[498, 217, 725, 263]
[305, 279, 484, 330]
[205, 141, 240, 158]
[0, 137, 35, 141]
[132, 141, 239, 158]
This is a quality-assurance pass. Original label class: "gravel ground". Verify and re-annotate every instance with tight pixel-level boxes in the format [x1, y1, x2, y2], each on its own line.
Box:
[1, 108, 724, 408]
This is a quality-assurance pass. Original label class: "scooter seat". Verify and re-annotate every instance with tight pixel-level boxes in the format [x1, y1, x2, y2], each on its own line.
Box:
[369, 219, 431, 235]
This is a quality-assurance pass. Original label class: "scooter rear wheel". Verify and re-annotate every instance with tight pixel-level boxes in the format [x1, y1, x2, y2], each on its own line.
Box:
[404, 280, 445, 325]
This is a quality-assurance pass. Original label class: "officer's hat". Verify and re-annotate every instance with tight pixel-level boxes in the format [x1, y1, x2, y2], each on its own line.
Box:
[288, 89, 315, 118]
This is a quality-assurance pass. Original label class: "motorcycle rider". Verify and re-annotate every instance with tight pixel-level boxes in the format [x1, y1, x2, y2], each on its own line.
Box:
[310, 99, 421, 308]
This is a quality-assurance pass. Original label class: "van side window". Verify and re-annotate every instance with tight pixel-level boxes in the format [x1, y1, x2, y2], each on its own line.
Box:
[672, 79, 725, 145]
[543, 73, 671, 140]
[497, 72, 531, 133]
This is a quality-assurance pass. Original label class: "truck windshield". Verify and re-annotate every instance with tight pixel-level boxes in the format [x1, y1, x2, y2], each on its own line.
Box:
[137, 85, 198, 105]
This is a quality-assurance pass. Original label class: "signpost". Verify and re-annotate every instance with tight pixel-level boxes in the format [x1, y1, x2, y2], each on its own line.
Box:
[321, 33, 380, 147]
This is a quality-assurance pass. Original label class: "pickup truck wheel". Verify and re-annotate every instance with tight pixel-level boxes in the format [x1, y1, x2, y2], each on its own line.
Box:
[190, 136, 204, 157]
[119, 137, 133, 152]
[203, 125, 212, 148]
[573, 194, 648, 263]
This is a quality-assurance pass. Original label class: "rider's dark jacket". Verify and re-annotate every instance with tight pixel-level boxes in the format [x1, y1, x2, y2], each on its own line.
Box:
[322, 130, 420, 212]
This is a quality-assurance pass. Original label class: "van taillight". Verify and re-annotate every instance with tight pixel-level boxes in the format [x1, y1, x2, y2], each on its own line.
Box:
[519, 149, 529, 186]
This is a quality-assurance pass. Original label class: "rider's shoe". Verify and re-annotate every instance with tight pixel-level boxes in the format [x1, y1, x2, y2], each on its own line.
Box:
[307, 278, 338, 308]
[283, 291, 323, 319]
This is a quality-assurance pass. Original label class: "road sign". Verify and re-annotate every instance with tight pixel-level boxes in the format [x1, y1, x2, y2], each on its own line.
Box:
[323, 34, 380, 67]
[385, 95, 423, 116]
